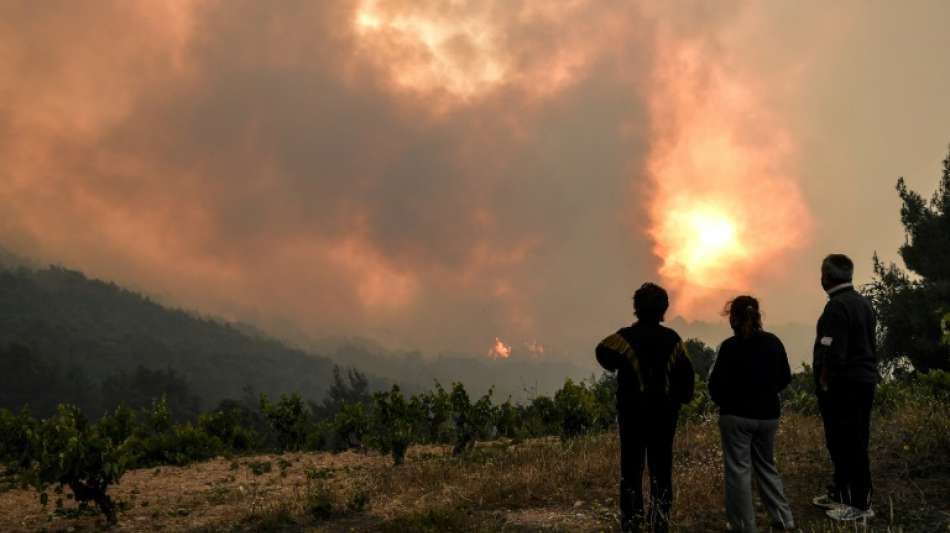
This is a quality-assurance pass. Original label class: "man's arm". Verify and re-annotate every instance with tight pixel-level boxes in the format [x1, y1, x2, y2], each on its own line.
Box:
[816, 303, 849, 384]
[595, 332, 628, 371]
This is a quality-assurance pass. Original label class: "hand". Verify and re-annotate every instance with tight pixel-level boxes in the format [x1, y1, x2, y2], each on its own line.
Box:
[819, 367, 830, 391]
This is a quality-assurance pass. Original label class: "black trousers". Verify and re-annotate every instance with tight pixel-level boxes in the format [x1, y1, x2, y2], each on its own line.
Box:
[618, 410, 678, 532]
[818, 380, 875, 510]
[816, 387, 842, 493]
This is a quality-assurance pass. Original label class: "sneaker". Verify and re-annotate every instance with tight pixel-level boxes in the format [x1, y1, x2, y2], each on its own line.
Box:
[826, 506, 874, 523]
[812, 493, 844, 510]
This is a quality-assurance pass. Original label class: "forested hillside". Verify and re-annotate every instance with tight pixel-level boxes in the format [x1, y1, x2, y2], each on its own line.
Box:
[0, 262, 341, 417]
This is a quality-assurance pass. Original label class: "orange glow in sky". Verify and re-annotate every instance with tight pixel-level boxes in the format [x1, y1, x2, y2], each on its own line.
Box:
[655, 204, 748, 288]
[646, 39, 811, 316]
[353, 0, 506, 98]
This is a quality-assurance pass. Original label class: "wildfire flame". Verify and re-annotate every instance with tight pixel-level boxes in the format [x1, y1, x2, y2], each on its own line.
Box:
[487, 337, 512, 359]
[524, 340, 545, 356]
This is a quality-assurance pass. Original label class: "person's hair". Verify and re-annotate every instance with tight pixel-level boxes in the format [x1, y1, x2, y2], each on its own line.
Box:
[723, 295, 762, 339]
[633, 282, 669, 323]
[822, 253, 854, 284]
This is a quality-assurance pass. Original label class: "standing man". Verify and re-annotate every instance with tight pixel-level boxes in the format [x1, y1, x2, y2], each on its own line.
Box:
[596, 282, 695, 533]
[811, 254, 878, 522]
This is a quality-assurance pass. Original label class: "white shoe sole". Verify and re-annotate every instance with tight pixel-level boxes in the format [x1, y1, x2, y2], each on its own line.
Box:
[811, 496, 845, 510]
[826, 507, 875, 522]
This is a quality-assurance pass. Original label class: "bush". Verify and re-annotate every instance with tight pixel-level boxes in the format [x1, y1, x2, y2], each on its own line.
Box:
[328, 402, 370, 452]
[590, 373, 618, 430]
[306, 420, 333, 451]
[493, 399, 522, 440]
[137, 423, 225, 466]
[0, 407, 39, 473]
[553, 379, 598, 439]
[450, 384, 494, 455]
[260, 393, 311, 452]
[21, 405, 127, 524]
[369, 386, 418, 465]
[417, 382, 453, 444]
[780, 366, 819, 415]
[97, 404, 138, 445]
[104, 397, 230, 468]
[522, 395, 559, 438]
[304, 468, 370, 520]
[199, 408, 258, 452]
[681, 375, 716, 421]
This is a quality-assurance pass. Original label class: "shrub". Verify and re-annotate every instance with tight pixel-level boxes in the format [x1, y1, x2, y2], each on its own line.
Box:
[117, 397, 226, 467]
[553, 379, 597, 439]
[780, 367, 819, 415]
[199, 408, 258, 452]
[248, 460, 272, 476]
[0, 407, 38, 473]
[522, 395, 559, 437]
[303, 467, 370, 520]
[493, 398, 522, 440]
[681, 375, 715, 421]
[306, 420, 334, 451]
[260, 393, 311, 452]
[590, 372, 618, 430]
[369, 386, 418, 465]
[450, 384, 494, 455]
[97, 404, 138, 445]
[152, 423, 225, 466]
[329, 402, 370, 452]
[21, 405, 127, 524]
[418, 382, 453, 444]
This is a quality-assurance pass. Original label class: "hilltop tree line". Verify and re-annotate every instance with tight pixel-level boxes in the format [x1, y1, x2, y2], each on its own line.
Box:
[0, 265, 343, 411]
[0, 343, 201, 421]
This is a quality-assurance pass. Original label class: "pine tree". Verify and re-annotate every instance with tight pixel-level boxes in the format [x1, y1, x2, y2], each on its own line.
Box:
[866, 145, 950, 371]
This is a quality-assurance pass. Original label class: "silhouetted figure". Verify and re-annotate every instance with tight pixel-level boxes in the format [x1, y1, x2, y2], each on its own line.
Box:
[596, 283, 695, 533]
[708, 296, 794, 532]
[811, 254, 878, 523]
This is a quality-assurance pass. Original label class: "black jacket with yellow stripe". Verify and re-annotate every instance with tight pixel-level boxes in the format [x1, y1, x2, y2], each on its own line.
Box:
[596, 321, 695, 417]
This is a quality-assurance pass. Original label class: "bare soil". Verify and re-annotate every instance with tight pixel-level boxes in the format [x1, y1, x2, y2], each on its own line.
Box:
[1, 410, 947, 532]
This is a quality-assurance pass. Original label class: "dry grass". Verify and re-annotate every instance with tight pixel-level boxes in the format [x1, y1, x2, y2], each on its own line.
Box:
[0, 399, 947, 532]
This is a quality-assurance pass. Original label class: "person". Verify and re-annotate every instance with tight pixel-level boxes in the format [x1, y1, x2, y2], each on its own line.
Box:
[708, 296, 795, 532]
[811, 253, 878, 522]
[595, 282, 695, 532]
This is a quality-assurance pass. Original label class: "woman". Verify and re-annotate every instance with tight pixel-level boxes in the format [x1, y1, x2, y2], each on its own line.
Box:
[708, 296, 795, 532]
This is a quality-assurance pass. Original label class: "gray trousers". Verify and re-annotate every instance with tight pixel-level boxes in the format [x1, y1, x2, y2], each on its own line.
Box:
[719, 415, 795, 532]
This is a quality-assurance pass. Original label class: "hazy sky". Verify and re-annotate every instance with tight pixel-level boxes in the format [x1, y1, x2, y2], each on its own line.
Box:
[2, 1, 948, 361]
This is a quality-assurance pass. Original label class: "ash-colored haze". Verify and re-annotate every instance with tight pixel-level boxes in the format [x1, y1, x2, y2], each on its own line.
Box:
[1, 1, 948, 363]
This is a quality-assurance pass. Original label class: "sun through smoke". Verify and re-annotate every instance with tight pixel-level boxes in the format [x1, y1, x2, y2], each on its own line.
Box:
[645, 40, 812, 317]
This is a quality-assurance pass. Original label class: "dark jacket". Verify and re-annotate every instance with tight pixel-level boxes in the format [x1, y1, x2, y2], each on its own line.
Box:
[708, 331, 792, 420]
[595, 321, 695, 418]
[812, 285, 878, 385]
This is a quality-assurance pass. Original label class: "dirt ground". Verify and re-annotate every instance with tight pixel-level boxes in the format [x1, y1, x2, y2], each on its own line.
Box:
[1, 418, 947, 532]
